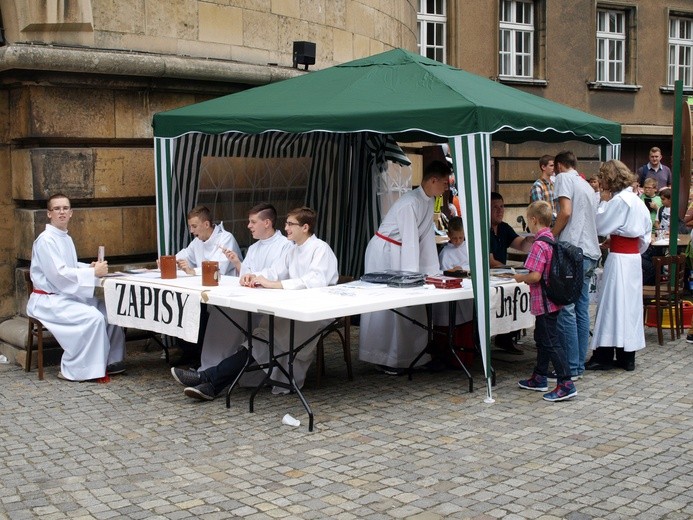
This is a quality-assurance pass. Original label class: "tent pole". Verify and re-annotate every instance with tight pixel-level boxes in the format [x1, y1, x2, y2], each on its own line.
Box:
[671, 80, 683, 258]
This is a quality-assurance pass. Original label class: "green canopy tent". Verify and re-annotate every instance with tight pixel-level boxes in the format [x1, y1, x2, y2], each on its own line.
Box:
[153, 48, 621, 402]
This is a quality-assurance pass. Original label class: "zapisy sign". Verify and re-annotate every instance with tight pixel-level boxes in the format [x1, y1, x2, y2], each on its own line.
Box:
[103, 278, 201, 342]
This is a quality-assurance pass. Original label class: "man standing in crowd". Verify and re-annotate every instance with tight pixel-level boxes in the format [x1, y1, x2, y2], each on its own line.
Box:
[637, 147, 672, 191]
[173, 205, 244, 367]
[490, 191, 534, 354]
[359, 160, 451, 375]
[27, 193, 126, 382]
[529, 154, 556, 217]
[175, 207, 338, 400]
[552, 151, 601, 379]
[181, 203, 291, 373]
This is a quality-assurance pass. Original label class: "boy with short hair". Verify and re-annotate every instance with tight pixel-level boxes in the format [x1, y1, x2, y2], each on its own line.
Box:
[513, 201, 576, 402]
[654, 188, 672, 233]
[439, 217, 469, 272]
[640, 178, 661, 230]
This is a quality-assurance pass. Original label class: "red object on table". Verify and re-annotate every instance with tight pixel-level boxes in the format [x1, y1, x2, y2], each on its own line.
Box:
[425, 275, 464, 289]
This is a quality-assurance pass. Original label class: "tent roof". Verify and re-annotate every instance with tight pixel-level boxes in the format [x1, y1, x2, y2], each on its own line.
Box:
[153, 48, 620, 146]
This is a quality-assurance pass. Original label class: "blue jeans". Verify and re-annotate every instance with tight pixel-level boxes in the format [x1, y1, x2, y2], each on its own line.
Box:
[534, 311, 570, 383]
[557, 257, 598, 376]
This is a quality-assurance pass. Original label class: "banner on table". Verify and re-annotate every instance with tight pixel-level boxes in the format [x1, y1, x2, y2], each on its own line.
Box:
[490, 283, 535, 335]
[103, 278, 201, 342]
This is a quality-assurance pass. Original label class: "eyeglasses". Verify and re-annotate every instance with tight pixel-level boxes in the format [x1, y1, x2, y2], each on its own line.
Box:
[285, 221, 301, 227]
[49, 206, 71, 213]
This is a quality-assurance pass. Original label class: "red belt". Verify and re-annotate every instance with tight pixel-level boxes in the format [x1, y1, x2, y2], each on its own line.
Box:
[376, 232, 402, 246]
[610, 235, 639, 254]
[32, 289, 54, 295]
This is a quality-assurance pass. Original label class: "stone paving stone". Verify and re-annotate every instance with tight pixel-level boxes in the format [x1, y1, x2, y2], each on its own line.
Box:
[1, 325, 692, 519]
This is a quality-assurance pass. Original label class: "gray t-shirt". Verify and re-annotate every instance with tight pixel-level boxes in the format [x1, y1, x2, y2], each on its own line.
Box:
[553, 169, 601, 260]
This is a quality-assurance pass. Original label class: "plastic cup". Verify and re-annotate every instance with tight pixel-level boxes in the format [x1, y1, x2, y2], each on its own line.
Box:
[202, 261, 219, 286]
[160, 255, 177, 279]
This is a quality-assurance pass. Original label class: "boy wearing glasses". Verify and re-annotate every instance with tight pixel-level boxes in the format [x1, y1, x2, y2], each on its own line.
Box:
[26, 194, 125, 382]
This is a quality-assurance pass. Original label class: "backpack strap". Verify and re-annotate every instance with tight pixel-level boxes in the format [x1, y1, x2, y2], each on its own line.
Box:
[535, 236, 555, 314]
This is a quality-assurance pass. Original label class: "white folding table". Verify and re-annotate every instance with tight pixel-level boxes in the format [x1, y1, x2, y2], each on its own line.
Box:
[104, 274, 531, 431]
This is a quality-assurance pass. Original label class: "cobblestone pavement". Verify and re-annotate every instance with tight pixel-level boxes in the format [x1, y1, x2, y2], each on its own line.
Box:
[0, 326, 691, 520]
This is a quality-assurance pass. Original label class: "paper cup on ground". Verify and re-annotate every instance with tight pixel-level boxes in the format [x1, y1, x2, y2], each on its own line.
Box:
[282, 414, 300, 427]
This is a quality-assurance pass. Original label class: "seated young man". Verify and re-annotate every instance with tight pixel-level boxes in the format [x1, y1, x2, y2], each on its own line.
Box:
[173, 205, 244, 367]
[171, 206, 339, 401]
[27, 193, 125, 382]
[179, 203, 291, 372]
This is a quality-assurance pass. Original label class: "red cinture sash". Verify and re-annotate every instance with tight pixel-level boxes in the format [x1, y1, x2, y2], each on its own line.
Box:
[610, 235, 639, 254]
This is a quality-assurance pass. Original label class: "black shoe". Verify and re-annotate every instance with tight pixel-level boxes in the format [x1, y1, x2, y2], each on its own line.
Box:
[585, 360, 613, 371]
[496, 341, 523, 355]
[171, 367, 203, 387]
[616, 360, 635, 371]
[184, 382, 215, 401]
[106, 361, 126, 375]
[169, 351, 201, 369]
[376, 364, 408, 376]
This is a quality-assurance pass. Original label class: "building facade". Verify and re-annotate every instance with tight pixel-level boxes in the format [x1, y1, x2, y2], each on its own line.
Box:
[420, 0, 689, 214]
[0, 0, 690, 327]
[0, 0, 417, 325]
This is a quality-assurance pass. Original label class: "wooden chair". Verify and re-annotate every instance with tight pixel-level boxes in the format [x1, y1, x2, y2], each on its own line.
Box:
[315, 275, 354, 387]
[643, 254, 687, 345]
[23, 270, 48, 380]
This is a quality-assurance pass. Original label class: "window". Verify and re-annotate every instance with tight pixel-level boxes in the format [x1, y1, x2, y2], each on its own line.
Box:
[417, 0, 446, 63]
[596, 9, 626, 83]
[499, 0, 534, 78]
[669, 16, 693, 88]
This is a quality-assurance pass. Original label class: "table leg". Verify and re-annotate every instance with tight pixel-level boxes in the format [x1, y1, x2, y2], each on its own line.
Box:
[287, 320, 314, 431]
[226, 311, 255, 409]
[445, 300, 473, 393]
[250, 315, 276, 413]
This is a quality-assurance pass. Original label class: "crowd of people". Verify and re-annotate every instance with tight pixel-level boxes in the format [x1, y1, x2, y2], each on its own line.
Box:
[26, 145, 680, 404]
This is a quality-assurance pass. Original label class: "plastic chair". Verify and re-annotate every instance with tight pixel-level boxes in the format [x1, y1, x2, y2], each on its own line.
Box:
[315, 275, 354, 387]
[24, 270, 48, 380]
[643, 254, 686, 345]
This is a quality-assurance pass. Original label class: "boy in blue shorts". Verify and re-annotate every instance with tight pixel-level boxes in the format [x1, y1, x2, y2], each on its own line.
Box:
[513, 201, 576, 402]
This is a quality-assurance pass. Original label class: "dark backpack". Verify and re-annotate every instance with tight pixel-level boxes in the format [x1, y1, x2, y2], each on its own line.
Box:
[535, 236, 584, 307]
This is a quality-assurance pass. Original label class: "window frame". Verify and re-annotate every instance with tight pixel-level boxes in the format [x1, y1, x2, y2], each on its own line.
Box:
[417, 0, 447, 63]
[498, 0, 535, 79]
[596, 8, 626, 84]
[588, 5, 640, 92]
[668, 15, 693, 89]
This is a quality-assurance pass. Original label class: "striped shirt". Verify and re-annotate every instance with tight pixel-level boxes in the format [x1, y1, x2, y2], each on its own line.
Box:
[523, 227, 561, 315]
[529, 177, 557, 215]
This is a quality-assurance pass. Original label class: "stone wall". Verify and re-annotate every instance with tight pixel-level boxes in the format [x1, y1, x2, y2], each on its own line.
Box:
[0, 0, 418, 70]
[0, 1, 419, 320]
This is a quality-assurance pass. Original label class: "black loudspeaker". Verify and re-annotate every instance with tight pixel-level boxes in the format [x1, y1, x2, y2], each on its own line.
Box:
[293, 41, 316, 70]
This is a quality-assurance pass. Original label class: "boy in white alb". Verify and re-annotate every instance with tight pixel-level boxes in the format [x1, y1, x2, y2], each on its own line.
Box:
[433, 217, 474, 330]
[438, 217, 470, 273]
[177, 203, 291, 373]
[27, 193, 125, 382]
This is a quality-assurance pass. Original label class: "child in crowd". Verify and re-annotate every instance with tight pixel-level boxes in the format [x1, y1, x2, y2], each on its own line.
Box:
[439, 216, 469, 272]
[654, 188, 672, 233]
[513, 201, 576, 402]
[640, 178, 661, 230]
[588, 174, 602, 207]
